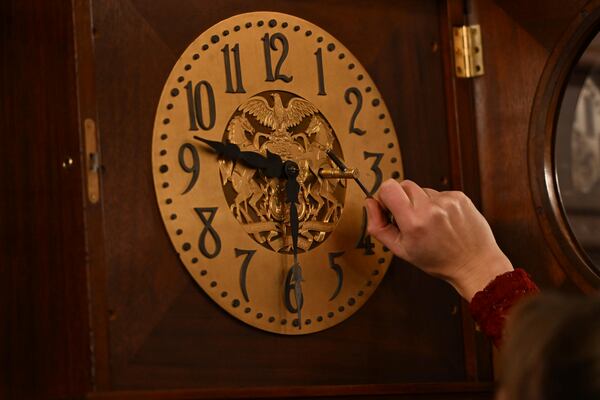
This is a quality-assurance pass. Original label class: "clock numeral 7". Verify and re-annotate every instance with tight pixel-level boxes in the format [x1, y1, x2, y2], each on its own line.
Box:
[185, 80, 216, 131]
[284, 266, 303, 313]
[235, 248, 256, 302]
[328, 251, 345, 301]
[194, 207, 221, 259]
[262, 33, 293, 83]
[364, 151, 384, 195]
[178, 143, 200, 194]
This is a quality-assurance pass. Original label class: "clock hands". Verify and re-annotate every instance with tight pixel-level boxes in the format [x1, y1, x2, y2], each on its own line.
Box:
[284, 161, 304, 330]
[193, 136, 284, 178]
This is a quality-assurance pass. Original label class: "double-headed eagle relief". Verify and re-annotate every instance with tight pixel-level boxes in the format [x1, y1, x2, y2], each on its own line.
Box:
[220, 91, 345, 252]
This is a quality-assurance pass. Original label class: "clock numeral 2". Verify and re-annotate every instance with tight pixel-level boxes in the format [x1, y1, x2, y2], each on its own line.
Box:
[185, 80, 216, 131]
[364, 151, 384, 195]
[345, 87, 366, 136]
[178, 143, 200, 194]
[262, 33, 293, 83]
[194, 207, 221, 259]
[221, 43, 246, 94]
[328, 251, 345, 301]
[356, 208, 375, 255]
[235, 248, 256, 302]
[284, 267, 304, 314]
[314, 48, 326, 96]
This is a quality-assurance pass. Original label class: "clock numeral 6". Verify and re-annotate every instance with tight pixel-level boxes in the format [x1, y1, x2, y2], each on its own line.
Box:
[194, 207, 221, 259]
[185, 80, 216, 131]
[221, 43, 246, 94]
[284, 266, 304, 314]
[178, 143, 200, 194]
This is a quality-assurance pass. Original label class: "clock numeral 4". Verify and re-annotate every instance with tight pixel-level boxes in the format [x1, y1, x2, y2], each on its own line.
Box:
[194, 207, 221, 259]
[327, 251, 345, 301]
[345, 87, 366, 136]
[235, 248, 256, 302]
[262, 33, 293, 83]
[356, 208, 375, 256]
[185, 80, 216, 131]
[364, 151, 384, 195]
[178, 143, 200, 194]
[221, 43, 246, 94]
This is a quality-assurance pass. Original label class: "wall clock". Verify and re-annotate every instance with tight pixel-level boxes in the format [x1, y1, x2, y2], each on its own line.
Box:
[152, 11, 403, 334]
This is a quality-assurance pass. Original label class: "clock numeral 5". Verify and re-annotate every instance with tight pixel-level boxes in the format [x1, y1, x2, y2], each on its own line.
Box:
[185, 80, 216, 131]
[221, 43, 246, 94]
[284, 266, 303, 313]
[345, 87, 366, 136]
[194, 207, 221, 258]
[262, 33, 293, 83]
[235, 248, 256, 302]
[178, 143, 200, 194]
[328, 251, 345, 301]
[356, 208, 375, 255]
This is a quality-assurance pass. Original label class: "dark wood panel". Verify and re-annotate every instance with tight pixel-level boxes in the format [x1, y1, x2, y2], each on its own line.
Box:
[0, 1, 91, 399]
[88, 0, 472, 391]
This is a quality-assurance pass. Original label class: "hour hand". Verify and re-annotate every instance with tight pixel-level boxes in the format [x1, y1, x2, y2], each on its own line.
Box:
[193, 136, 283, 178]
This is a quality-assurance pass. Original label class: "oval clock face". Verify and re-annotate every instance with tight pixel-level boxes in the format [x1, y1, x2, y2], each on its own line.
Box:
[152, 11, 403, 334]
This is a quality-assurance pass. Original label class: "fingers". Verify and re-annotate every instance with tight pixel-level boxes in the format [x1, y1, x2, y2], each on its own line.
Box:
[365, 198, 405, 257]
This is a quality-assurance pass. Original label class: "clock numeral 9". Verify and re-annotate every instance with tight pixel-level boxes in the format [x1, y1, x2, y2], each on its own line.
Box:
[356, 208, 375, 255]
[235, 248, 256, 302]
[327, 251, 345, 301]
[284, 266, 304, 314]
[262, 33, 293, 83]
[364, 151, 384, 195]
[185, 80, 216, 131]
[194, 207, 221, 259]
[345, 87, 366, 136]
[178, 143, 200, 194]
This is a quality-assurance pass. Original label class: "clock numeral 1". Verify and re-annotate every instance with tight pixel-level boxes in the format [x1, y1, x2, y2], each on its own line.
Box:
[221, 43, 246, 94]
[364, 151, 384, 195]
[185, 80, 216, 131]
[235, 248, 256, 302]
[314, 48, 327, 96]
[345, 87, 366, 136]
[178, 143, 200, 194]
[327, 251, 345, 301]
[262, 33, 293, 83]
[356, 208, 375, 255]
[194, 207, 221, 259]
[284, 266, 304, 313]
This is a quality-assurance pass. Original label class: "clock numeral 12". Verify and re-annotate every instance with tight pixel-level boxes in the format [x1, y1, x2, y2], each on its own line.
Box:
[262, 33, 293, 83]
[345, 87, 366, 136]
[185, 80, 216, 131]
[194, 207, 221, 259]
[221, 43, 246, 94]
[328, 251, 345, 301]
[356, 208, 375, 255]
[235, 248, 256, 302]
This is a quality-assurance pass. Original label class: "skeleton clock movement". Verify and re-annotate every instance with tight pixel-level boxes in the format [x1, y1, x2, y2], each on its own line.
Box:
[152, 12, 403, 334]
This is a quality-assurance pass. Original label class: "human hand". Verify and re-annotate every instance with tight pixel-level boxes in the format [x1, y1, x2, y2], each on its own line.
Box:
[366, 179, 513, 301]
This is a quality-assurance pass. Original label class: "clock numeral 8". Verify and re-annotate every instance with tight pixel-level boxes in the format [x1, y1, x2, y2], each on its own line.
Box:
[194, 207, 221, 259]
[185, 80, 216, 131]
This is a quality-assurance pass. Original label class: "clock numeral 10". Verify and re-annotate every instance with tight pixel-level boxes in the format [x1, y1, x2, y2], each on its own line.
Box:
[345, 87, 366, 136]
[185, 80, 216, 131]
[194, 207, 221, 259]
[262, 33, 293, 83]
[235, 248, 256, 302]
[221, 43, 246, 94]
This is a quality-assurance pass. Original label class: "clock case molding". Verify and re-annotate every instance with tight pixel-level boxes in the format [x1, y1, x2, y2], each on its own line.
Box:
[3, 0, 597, 399]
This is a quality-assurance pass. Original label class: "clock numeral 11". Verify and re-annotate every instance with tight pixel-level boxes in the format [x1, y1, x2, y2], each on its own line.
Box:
[221, 43, 246, 94]
[185, 80, 216, 131]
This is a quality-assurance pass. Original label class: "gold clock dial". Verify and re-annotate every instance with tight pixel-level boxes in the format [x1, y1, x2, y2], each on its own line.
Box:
[152, 12, 403, 334]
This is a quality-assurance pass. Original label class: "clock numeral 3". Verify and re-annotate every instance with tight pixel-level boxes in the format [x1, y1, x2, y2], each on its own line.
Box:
[327, 251, 345, 301]
[314, 48, 327, 96]
[345, 87, 366, 136]
[262, 33, 293, 83]
[178, 143, 200, 194]
[235, 248, 256, 302]
[194, 207, 221, 259]
[185, 80, 216, 131]
[284, 266, 304, 313]
[364, 151, 384, 195]
[356, 208, 375, 255]
[221, 43, 246, 94]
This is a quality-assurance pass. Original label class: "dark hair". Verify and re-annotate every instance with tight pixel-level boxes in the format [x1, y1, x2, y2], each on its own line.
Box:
[499, 292, 600, 400]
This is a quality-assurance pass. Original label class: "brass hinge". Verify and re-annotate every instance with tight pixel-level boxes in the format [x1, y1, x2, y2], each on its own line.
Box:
[453, 24, 484, 78]
[84, 118, 100, 204]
